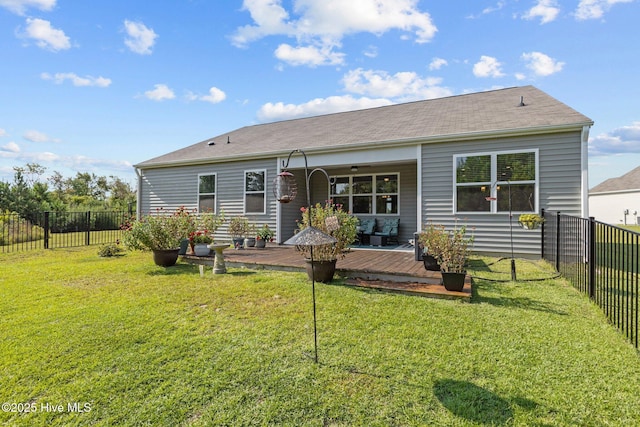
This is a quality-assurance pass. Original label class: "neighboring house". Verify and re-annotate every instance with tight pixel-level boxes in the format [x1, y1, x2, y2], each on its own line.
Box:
[589, 166, 640, 225]
[134, 85, 593, 257]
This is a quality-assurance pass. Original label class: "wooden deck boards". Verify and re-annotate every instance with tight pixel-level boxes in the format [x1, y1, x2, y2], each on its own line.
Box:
[182, 245, 471, 301]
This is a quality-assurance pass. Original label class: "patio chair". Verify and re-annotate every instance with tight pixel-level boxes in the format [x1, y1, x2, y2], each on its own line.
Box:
[374, 218, 400, 245]
[357, 217, 376, 245]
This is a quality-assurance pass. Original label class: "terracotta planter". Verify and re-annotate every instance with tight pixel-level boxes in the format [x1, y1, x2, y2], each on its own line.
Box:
[441, 272, 466, 291]
[305, 259, 337, 283]
[152, 248, 180, 267]
[422, 253, 441, 271]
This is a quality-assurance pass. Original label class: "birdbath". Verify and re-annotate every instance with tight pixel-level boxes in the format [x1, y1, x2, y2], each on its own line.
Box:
[209, 242, 230, 274]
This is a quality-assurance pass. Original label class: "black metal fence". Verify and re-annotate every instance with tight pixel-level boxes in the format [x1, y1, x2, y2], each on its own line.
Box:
[543, 210, 639, 349]
[1, 211, 133, 253]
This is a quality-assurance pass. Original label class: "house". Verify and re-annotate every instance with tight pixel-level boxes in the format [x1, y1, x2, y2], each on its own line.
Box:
[589, 166, 640, 225]
[134, 85, 593, 257]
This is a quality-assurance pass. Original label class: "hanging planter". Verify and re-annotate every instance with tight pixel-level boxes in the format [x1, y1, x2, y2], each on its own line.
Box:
[518, 214, 544, 230]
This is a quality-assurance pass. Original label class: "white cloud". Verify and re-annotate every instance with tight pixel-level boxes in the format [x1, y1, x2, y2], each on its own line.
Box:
[21, 18, 70, 51]
[429, 57, 448, 71]
[232, 0, 437, 67]
[0, 128, 7, 137]
[575, 0, 633, 20]
[41, 72, 111, 87]
[187, 87, 227, 104]
[23, 130, 53, 143]
[521, 51, 564, 76]
[257, 95, 393, 122]
[342, 68, 451, 100]
[275, 43, 345, 67]
[124, 20, 157, 55]
[473, 55, 505, 78]
[0, 0, 55, 15]
[589, 121, 640, 155]
[1, 141, 20, 153]
[144, 84, 175, 101]
[523, 0, 560, 24]
[363, 45, 378, 58]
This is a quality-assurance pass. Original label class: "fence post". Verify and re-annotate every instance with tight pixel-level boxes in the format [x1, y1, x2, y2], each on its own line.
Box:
[555, 211, 561, 272]
[44, 211, 50, 249]
[85, 211, 91, 246]
[589, 216, 596, 299]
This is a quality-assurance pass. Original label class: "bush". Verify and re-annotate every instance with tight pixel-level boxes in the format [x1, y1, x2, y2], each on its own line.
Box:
[0, 212, 44, 245]
[98, 243, 124, 257]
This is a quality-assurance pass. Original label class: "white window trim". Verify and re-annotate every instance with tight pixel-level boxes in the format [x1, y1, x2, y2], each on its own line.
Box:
[244, 169, 267, 215]
[197, 172, 217, 214]
[329, 173, 400, 216]
[453, 149, 539, 214]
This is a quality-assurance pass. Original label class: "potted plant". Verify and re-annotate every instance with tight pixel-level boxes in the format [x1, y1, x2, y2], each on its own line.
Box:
[255, 224, 274, 249]
[174, 206, 197, 254]
[295, 202, 359, 282]
[419, 222, 473, 291]
[417, 223, 445, 272]
[189, 230, 214, 256]
[121, 208, 187, 267]
[228, 216, 250, 249]
[244, 223, 257, 248]
[518, 213, 544, 230]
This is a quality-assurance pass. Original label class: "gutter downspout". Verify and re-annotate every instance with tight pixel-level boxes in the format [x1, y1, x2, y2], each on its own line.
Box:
[581, 125, 591, 218]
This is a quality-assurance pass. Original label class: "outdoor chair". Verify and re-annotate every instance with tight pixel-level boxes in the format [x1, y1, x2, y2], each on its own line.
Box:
[356, 217, 376, 245]
[374, 218, 400, 245]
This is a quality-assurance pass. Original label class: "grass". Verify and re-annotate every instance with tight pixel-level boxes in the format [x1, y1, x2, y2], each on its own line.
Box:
[1, 248, 640, 426]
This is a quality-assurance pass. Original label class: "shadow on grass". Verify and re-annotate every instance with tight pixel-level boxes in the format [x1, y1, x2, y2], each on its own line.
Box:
[147, 264, 259, 277]
[472, 281, 568, 316]
[433, 379, 514, 425]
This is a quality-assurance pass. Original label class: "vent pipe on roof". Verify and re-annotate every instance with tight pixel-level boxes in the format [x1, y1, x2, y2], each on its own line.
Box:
[518, 96, 526, 107]
[208, 140, 215, 146]
[227, 136, 231, 144]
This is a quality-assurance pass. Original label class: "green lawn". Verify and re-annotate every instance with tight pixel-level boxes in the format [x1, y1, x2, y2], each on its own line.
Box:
[1, 248, 640, 426]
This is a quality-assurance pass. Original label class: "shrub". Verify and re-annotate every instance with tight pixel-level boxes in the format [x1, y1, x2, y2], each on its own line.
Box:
[98, 243, 124, 257]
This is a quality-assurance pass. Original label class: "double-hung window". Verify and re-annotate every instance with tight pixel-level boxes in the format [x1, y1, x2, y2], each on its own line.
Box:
[244, 170, 266, 214]
[330, 173, 399, 215]
[455, 150, 538, 213]
[198, 173, 216, 213]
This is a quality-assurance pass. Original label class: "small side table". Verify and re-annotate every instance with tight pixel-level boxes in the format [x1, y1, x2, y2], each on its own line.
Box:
[370, 235, 387, 247]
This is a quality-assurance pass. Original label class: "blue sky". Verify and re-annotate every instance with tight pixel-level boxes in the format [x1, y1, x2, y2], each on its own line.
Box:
[0, 0, 638, 189]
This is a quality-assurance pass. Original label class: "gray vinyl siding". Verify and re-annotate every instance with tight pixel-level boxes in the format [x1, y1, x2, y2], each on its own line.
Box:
[139, 159, 278, 240]
[421, 131, 583, 257]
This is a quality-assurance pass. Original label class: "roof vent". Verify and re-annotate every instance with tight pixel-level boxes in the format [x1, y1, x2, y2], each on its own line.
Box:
[227, 136, 231, 144]
[208, 140, 215, 146]
[518, 96, 526, 107]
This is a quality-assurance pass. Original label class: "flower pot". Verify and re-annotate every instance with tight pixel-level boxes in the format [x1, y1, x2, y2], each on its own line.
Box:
[422, 253, 441, 271]
[244, 237, 256, 248]
[305, 259, 337, 283]
[152, 248, 180, 267]
[441, 272, 466, 291]
[178, 238, 189, 255]
[232, 237, 244, 249]
[255, 239, 266, 249]
[194, 243, 211, 256]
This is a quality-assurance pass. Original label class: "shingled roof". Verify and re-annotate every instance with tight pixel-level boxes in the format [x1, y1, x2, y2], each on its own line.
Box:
[590, 165, 640, 193]
[136, 85, 593, 168]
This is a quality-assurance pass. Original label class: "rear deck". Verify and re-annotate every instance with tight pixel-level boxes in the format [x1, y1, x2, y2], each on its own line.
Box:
[182, 245, 472, 301]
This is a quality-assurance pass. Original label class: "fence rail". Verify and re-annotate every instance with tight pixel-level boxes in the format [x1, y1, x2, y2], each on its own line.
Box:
[1, 211, 133, 253]
[543, 210, 639, 349]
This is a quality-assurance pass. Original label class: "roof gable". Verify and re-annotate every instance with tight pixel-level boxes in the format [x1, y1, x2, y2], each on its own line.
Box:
[590, 165, 640, 193]
[136, 85, 593, 168]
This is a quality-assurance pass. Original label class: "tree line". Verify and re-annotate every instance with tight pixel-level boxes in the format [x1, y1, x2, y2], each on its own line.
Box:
[0, 163, 136, 219]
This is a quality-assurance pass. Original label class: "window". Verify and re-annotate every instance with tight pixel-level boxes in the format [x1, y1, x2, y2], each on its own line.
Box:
[330, 173, 399, 215]
[455, 150, 537, 213]
[245, 170, 266, 214]
[198, 173, 216, 212]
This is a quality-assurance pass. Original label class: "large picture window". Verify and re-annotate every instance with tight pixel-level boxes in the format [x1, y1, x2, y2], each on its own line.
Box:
[198, 173, 216, 213]
[455, 150, 537, 213]
[245, 170, 266, 214]
[330, 173, 399, 215]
